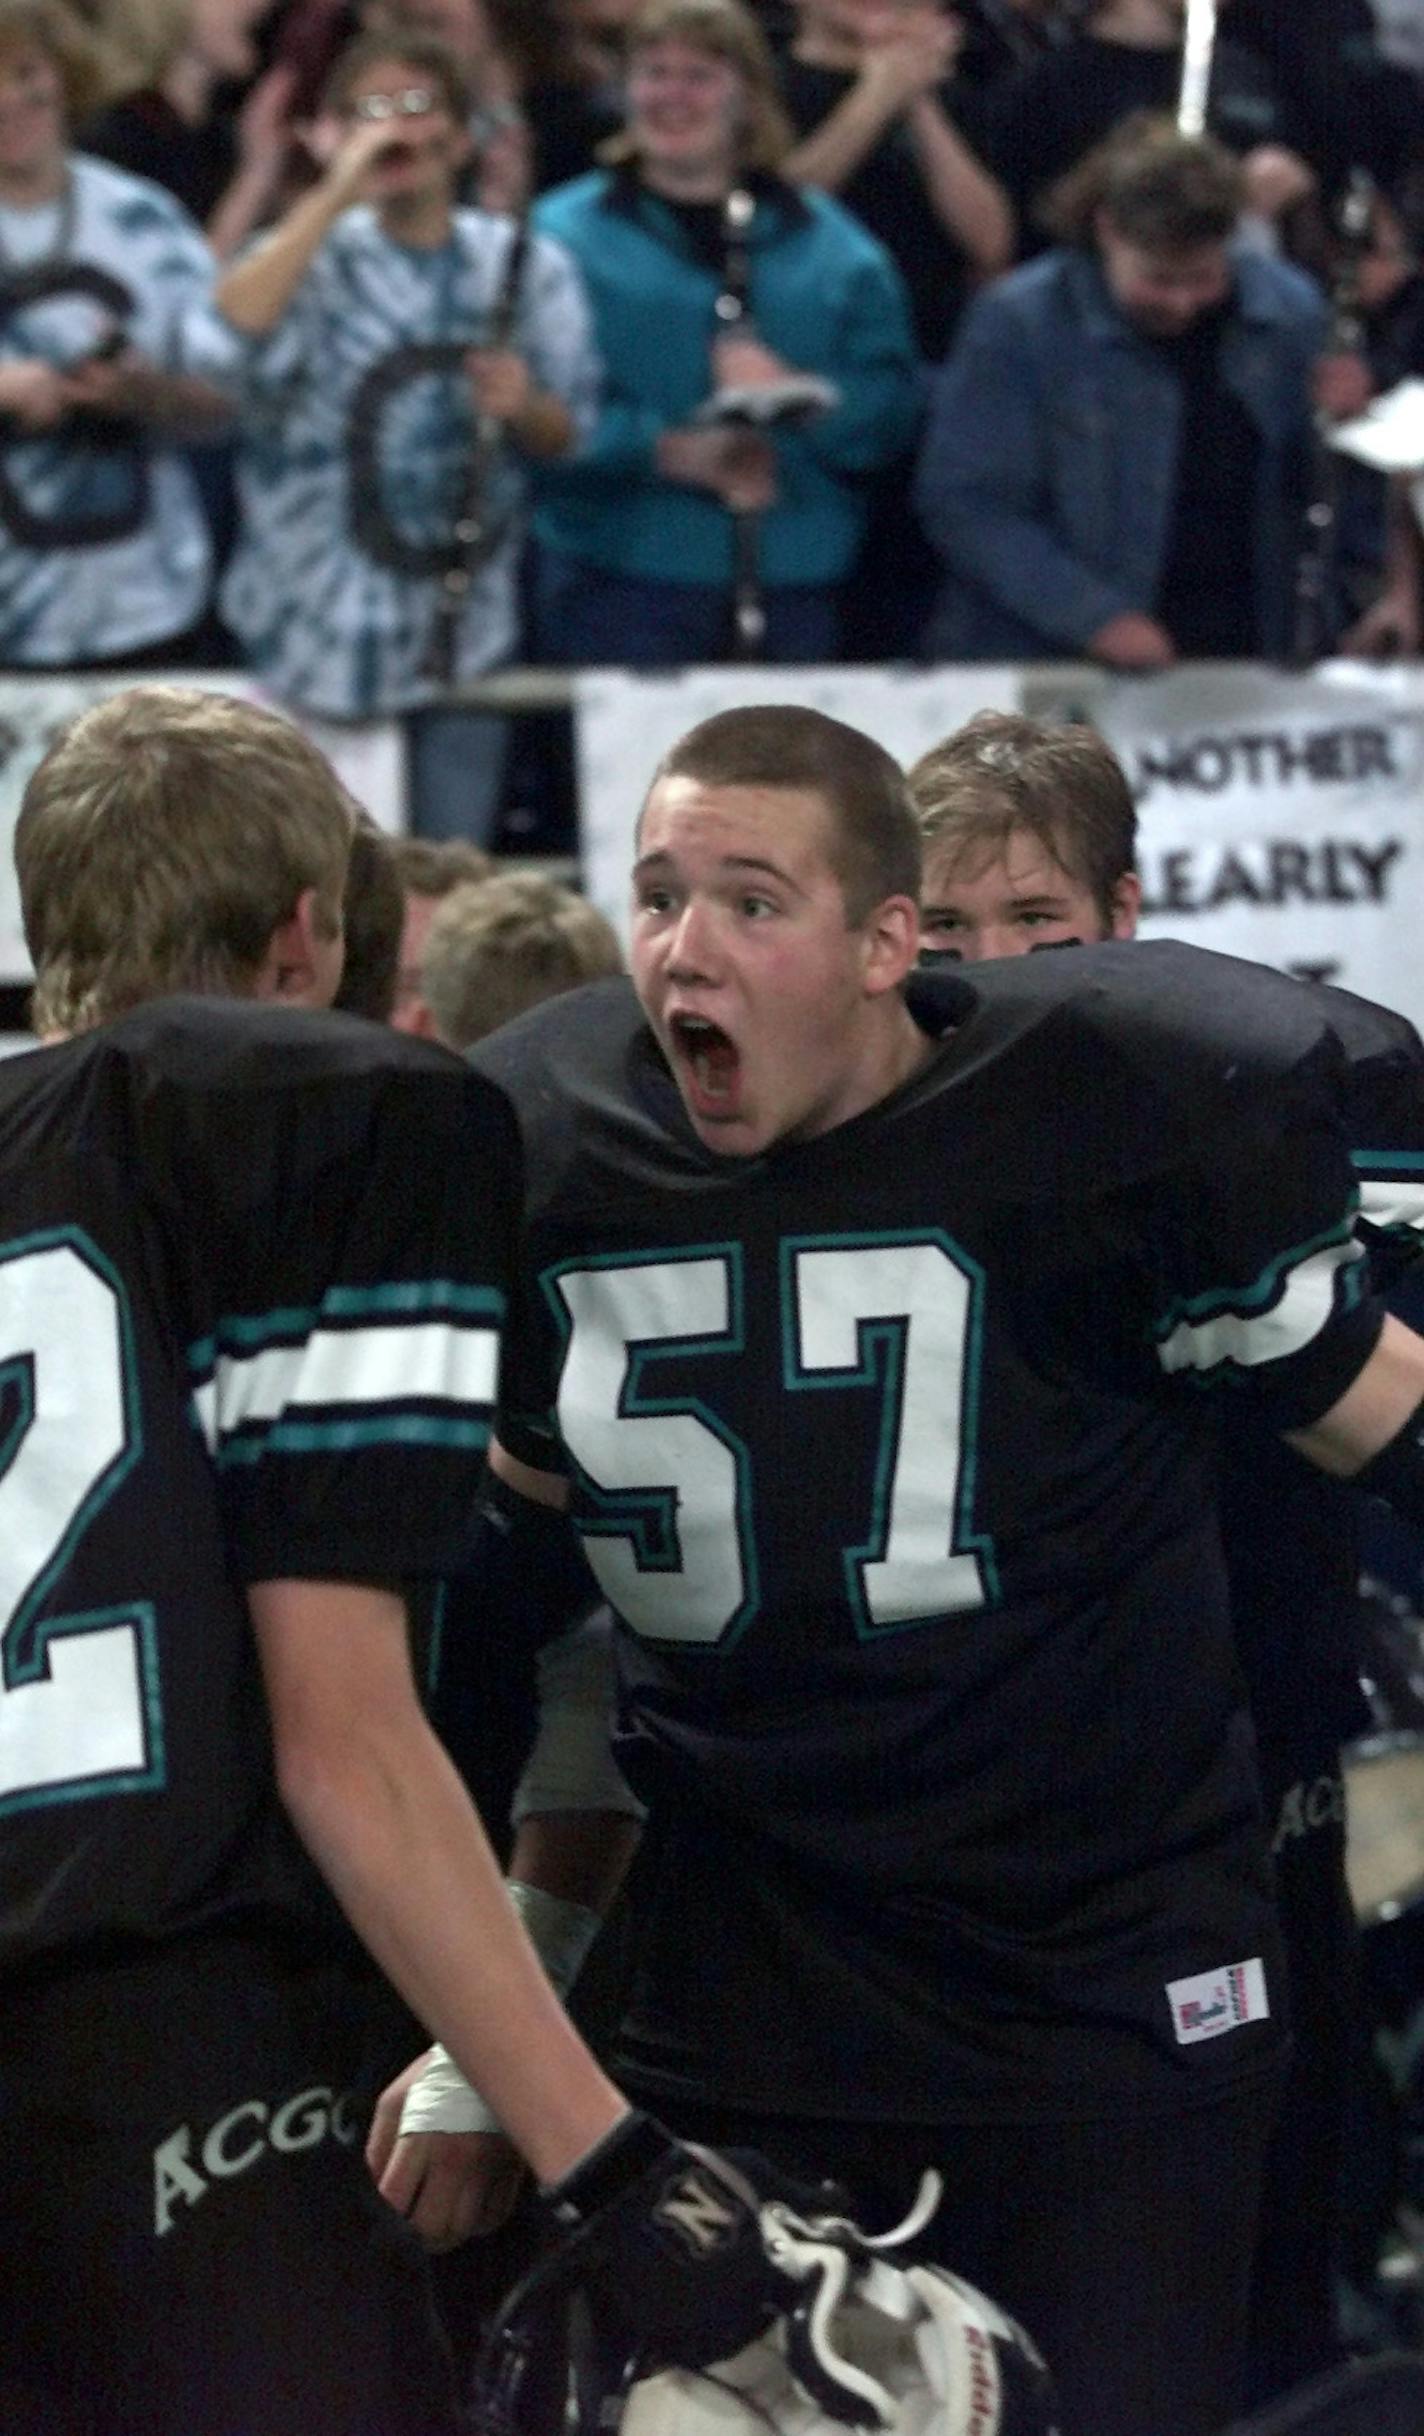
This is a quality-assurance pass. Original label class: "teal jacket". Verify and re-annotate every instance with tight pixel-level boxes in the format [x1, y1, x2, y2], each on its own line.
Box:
[530, 169, 920, 587]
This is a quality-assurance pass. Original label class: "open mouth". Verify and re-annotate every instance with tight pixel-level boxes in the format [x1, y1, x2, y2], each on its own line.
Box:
[668, 1012, 741, 1113]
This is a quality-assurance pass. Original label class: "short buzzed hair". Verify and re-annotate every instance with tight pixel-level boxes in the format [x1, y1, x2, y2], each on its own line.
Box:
[18, 686, 353, 1036]
[906, 711, 1137, 925]
[421, 870, 623, 1051]
[649, 705, 921, 923]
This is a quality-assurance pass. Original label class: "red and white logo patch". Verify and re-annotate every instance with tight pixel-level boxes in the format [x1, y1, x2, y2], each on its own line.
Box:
[1166, 1957, 1269, 2046]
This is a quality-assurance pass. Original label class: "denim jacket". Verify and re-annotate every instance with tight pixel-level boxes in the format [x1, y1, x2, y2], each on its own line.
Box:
[914, 244, 1327, 662]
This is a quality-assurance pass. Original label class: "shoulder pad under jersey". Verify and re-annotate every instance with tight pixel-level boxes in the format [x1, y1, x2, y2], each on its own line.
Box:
[906, 939, 1349, 1198]
[1303, 978, 1424, 1146]
[81, 994, 514, 1226]
[470, 975, 706, 1215]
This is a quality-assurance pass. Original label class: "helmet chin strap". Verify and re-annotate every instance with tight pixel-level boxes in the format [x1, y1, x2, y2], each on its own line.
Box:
[760, 2173, 945, 2429]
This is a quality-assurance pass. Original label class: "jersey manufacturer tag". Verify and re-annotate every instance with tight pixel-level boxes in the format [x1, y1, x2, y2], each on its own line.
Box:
[1166, 1958, 1269, 2045]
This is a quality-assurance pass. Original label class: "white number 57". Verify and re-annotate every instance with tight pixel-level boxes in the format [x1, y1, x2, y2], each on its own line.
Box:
[550, 1235, 995, 1648]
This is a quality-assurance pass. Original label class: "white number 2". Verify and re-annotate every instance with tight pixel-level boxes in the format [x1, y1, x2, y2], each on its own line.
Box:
[551, 1235, 993, 1647]
[0, 1235, 160, 1815]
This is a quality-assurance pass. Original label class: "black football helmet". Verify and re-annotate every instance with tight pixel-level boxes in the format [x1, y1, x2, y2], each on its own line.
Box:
[473, 2171, 1062, 2436]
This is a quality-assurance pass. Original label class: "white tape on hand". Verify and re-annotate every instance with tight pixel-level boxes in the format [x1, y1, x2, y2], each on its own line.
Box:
[399, 2042, 498, 2138]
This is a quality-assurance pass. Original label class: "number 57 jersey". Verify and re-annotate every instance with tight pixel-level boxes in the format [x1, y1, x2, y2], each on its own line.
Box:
[477, 948, 1384, 2126]
[0, 998, 517, 1982]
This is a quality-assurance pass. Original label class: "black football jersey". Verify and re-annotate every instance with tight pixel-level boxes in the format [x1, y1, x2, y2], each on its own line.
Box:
[1212, 979, 1424, 1775]
[0, 997, 518, 1980]
[474, 943, 1388, 2124]
[1334, 981, 1424, 1274]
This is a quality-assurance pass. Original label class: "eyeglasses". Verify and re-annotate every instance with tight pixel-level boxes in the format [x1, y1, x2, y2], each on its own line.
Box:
[349, 86, 438, 121]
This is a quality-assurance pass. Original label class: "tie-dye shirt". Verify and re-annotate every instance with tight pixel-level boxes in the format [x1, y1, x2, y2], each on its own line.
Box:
[186, 206, 600, 718]
[0, 155, 216, 665]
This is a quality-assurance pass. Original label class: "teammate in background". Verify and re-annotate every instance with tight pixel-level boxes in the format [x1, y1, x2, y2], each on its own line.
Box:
[0, 685, 779, 2436]
[909, 708, 1424, 2407]
[377, 702, 1424, 2436]
[914, 713, 1141, 962]
[388, 833, 494, 1034]
[418, 867, 623, 1051]
[407, 862, 634, 2356]
[401, 854, 635, 2211]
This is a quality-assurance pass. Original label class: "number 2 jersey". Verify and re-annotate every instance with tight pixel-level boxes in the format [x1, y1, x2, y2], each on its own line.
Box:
[0, 997, 517, 1984]
[477, 943, 1390, 2126]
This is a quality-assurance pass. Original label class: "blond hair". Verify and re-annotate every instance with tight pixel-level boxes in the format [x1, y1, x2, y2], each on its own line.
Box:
[18, 687, 354, 1036]
[421, 870, 623, 1050]
[907, 712, 1137, 926]
[388, 834, 495, 901]
[601, 0, 793, 173]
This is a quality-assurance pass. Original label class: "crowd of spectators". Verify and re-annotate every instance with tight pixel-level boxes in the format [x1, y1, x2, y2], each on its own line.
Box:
[3, 0, 1424, 840]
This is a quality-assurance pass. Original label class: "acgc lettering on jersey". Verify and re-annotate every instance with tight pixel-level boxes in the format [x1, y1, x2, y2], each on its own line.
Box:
[153, 2083, 358, 2235]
